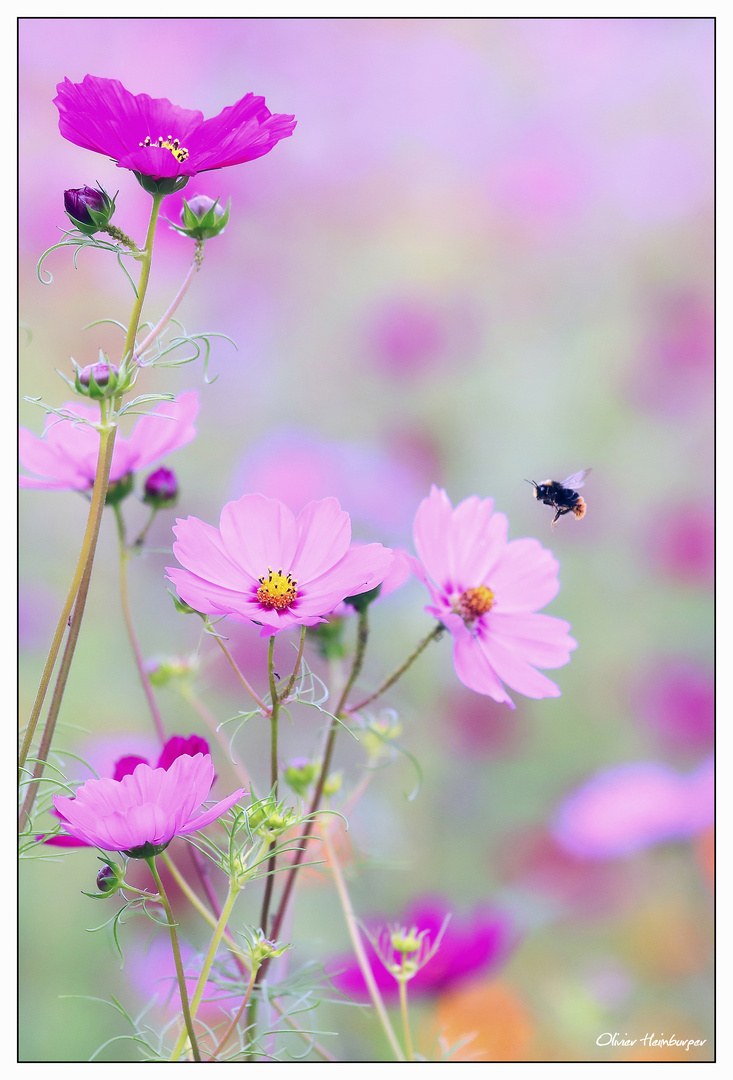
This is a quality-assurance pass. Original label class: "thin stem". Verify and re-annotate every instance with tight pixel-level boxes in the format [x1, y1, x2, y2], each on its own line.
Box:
[207, 963, 258, 1061]
[169, 878, 240, 1062]
[121, 193, 164, 365]
[113, 505, 166, 744]
[19, 420, 116, 774]
[349, 623, 444, 714]
[147, 856, 201, 1063]
[259, 637, 280, 935]
[322, 824, 405, 1061]
[278, 626, 307, 701]
[213, 633, 271, 714]
[268, 609, 369, 943]
[180, 685, 250, 788]
[133, 253, 200, 363]
[399, 976, 415, 1062]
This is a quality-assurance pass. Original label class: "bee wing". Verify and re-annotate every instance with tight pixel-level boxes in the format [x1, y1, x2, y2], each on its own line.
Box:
[562, 468, 592, 489]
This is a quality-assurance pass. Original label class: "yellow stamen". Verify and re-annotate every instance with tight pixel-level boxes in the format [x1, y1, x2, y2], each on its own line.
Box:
[139, 134, 190, 163]
[256, 568, 298, 612]
[455, 584, 495, 623]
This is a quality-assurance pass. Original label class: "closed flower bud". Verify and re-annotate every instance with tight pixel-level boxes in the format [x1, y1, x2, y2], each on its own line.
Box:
[143, 466, 179, 508]
[250, 935, 290, 965]
[390, 925, 423, 955]
[145, 655, 197, 687]
[85, 859, 126, 899]
[64, 185, 116, 236]
[73, 350, 120, 400]
[173, 194, 230, 240]
[323, 771, 342, 797]
[284, 758, 317, 797]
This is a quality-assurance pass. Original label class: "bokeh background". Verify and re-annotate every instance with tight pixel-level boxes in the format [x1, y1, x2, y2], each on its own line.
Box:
[19, 17, 713, 1063]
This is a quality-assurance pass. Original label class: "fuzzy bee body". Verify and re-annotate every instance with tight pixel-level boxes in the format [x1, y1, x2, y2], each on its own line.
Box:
[527, 469, 592, 526]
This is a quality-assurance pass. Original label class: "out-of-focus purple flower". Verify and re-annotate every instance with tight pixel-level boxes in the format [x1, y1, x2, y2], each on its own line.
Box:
[365, 296, 475, 378]
[19, 391, 198, 492]
[551, 757, 713, 859]
[633, 658, 714, 750]
[53, 753, 245, 856]
[54, 75, 295, 190]
[645, 501, 714, 587]
[167, 494, 393, 637]
[232, 429, 430, 543]
[633, 292, 714, 416]
[43, 734, 211, 848]
[411, 486, 577, 706]
[329, 896, 514, 1002]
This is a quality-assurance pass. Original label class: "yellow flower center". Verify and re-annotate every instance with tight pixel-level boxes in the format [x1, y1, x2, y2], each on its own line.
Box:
[256, 568, 298, 611]
[455, 584, 495, 623]
[139, 134, 190, 163]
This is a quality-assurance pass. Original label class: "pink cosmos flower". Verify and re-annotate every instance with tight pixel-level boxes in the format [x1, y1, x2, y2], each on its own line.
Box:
[19, 391, 198, 491]
[411, 486, 577, 707]
[54, 75, 296, 184]
[53, 752, 245, 857]
[43, 733, 210, 849]
[551, 757, 714, 859]
[330, 896, 514, 1002]
[166, 494, 393, 637]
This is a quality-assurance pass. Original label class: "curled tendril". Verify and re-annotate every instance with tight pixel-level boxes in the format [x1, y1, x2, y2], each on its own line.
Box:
[36, 229, 139, 286]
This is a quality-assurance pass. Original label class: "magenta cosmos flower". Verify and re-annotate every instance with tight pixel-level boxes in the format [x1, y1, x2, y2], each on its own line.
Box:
[412, 486, 577, 707]
[54, 75, 296, 190]
[53, 752, 246, 858]
[330, 896, 514, 1002]
[167, 494, 393, 636]
[19, 391, 197, 491]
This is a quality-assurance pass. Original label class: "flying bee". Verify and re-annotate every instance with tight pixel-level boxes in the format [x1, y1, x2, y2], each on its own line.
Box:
[526, 469, 592, 526]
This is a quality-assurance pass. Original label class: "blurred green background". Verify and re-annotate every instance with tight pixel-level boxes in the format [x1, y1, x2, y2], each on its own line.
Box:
[19, 18, 713, 1062]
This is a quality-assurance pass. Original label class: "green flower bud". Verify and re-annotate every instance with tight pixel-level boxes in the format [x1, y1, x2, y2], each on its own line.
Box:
[250, 935, 290, 965]
[323, 772, 342, 797]
[390, 925, 423, 955]
[284, 758, 317, 797]
[145, 655, 197, 687]
[247, 796, 295, 841]
[172, 195, 230, 240]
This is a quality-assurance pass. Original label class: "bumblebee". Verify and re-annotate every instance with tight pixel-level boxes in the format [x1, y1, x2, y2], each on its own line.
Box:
[526, 469, 592, 526]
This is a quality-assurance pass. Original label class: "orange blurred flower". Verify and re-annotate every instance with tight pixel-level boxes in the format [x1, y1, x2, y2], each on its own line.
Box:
[431, 979, 534, 1061]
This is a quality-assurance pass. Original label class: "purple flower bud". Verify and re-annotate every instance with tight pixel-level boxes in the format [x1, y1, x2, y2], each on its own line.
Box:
[143, 467, 179, 508]
[63, 185, 115, 235]
[183, 195, 223, 221]
[78, 361, 118, 388]
[175, 194, 230, 240]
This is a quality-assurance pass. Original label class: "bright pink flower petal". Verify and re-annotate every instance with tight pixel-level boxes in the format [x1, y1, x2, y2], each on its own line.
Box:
[172, 515, 254, 592]
[451, 622, 517, 707]
[491, 539, 561, 613]
[219, 494, 299, 580]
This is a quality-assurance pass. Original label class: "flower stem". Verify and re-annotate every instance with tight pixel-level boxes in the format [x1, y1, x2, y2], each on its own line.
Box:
[147, 856, 201, 1063]
[180, 685, 250, 789]
[213, 633, 271, 714]
[113, 505, 166, 745]
[207, 962, 259, 1061]
[278, 626, 307, 701]
[19, 420, 116, 777]
[259, 636, 280, 935]
[349, 623, 444, 713]
[399, 976, 415, 1062]
[121, 193, 164, 364]
[322, 824, 405, 1061]
[268, 608, 369, 945]
[169, 877, 240, 1062]
[132, 251, 200, 363]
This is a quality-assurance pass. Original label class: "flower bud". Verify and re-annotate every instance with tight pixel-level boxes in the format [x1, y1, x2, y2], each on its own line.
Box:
[143, 467, 179, 509]
[173, 195, 230, 240]
[250, 935, 290, 965]
[104, 471, 134, 506]
[145, 655, 197, 688]
[390, 925, 423, 955]
[64, 185, 116, 236]
[247, 796, 295, 841]
[284, 758, 317, 797]
[75, 353, 121, 400]
[323, 771, 342, 797]
[84, 858, 126, 899]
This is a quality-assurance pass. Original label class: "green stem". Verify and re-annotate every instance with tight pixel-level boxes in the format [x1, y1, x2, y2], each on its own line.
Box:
[278, 626, 307, 701]
[113, 505, 166, 745]
[399, 976, 415, 1061]
[121, 193, 164, 365]
[259, 636, 280, 935]
[169, 878, 240, 1062]
[207, 962, 259, 1061]
[323, 824, 405, 1061]
[147, 856, 201, 1063]
[268, 608, 369, 944]
[19, 419, 116, 776]
[348, 623, 444, 713]
[213, 633, 271, 714]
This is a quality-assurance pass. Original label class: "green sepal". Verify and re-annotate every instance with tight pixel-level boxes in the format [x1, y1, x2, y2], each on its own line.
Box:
[132, 172, 190, 196]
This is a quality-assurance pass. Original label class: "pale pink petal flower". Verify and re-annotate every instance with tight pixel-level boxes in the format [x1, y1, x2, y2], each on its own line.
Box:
[20, 392, 198, 491]
[551, 757, 714, 858]
[411, 486, 577, 707]
[167, 494, 393, 637]
[53, 753, 245, 856]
